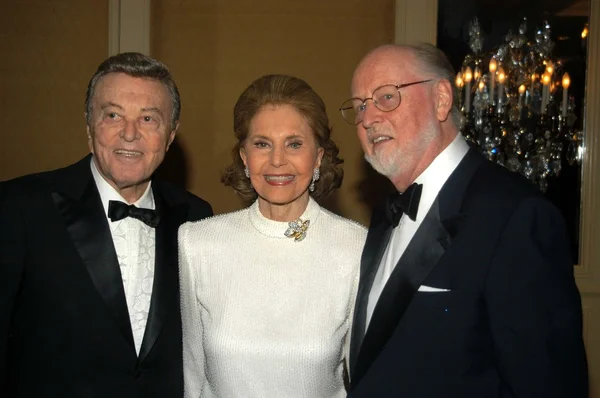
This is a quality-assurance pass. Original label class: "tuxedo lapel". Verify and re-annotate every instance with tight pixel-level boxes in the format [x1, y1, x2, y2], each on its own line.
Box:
[352, 199, 451, 384]
[49, 156, 134, 350]
[138, 183, 189, 363]
[350, 209, 393, 372]
[350, 147, 485, 386]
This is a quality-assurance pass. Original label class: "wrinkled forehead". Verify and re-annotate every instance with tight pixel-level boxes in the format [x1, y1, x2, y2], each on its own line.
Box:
[95, 73, 169, 98]
[351, 49, 418, 98]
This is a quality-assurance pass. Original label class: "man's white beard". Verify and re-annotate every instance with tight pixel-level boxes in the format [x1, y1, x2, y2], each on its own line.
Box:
[364, 150, 399, 178]
[364, 121, 439, 179]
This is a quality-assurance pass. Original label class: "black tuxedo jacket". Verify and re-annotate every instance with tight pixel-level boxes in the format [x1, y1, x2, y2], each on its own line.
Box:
[0, 155, 213, 398]
[349, 149, 587, 397]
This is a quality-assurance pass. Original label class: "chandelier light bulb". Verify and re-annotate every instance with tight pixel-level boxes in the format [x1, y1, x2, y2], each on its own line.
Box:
[542, 73, 551, 85]
[464, 67, 473, 83]
[582, 26, 589, 39]
[455, 72, 464, 88]
[489, 58, 497, 73]
[562, 73, 571, 89]
[497, 68, 506, 84]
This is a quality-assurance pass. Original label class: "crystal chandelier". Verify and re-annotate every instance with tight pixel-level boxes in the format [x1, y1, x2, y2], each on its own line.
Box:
[455, 17, 584, 192]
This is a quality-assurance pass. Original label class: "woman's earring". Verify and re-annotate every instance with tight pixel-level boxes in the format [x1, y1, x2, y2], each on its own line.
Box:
[309, 168, 320, 192]
[244, 167, 250, 178]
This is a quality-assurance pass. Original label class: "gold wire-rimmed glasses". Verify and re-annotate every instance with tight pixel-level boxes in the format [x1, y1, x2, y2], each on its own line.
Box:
[339, 79, 433, 125]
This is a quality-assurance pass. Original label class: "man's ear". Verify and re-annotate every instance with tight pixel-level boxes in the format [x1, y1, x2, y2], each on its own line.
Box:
[86, 125, 93, 153]
[166, 122, 179, 151]
[436, 79, 453, 122]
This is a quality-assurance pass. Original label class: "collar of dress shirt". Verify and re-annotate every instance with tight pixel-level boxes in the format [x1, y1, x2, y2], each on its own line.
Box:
[411, 133, 469, 223]
[90, 157, 155, 222]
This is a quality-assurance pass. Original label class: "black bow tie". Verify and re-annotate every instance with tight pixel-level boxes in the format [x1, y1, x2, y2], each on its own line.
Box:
[385, 183, 423, 227]
[108, 200, 160, 228]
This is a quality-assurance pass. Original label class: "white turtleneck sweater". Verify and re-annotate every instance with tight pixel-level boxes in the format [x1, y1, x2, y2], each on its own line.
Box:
[179, 198, 367, 398]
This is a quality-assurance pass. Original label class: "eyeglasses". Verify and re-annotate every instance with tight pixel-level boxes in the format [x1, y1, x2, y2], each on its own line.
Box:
[339, 79, 433, 125]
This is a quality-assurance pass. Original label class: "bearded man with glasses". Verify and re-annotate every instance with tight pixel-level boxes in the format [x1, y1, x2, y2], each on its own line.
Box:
[342, 43, 587, 398]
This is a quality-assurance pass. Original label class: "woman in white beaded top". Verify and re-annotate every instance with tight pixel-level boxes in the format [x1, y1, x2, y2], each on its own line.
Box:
[179, 74, 367, 397]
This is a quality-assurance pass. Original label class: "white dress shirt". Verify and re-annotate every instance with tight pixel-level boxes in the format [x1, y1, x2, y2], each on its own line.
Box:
[365, 134, 469, 331]
[90, 159, 156, 355]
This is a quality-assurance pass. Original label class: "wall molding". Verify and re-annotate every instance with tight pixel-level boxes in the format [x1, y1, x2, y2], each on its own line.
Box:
[394, 0, 438, 44]
[108, 0, 151, 56]
[576, 0, 600, 294]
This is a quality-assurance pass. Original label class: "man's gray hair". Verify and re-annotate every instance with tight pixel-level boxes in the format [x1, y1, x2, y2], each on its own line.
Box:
[406, 43, 461, 127]
[84, 52, 181, 130]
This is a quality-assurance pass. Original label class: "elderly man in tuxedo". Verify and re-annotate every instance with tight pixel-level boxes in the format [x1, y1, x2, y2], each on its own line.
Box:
[341, 43, 587, 397]
[0, 52, 212, 397]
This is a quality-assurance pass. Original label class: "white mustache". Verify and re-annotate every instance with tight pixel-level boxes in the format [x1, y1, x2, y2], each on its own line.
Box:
[366, 127, 393, 144]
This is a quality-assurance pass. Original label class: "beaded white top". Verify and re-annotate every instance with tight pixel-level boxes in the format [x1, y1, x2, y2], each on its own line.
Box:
[179, 198, 367, 397]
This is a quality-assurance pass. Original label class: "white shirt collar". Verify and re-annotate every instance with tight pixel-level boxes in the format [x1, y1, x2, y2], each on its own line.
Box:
[412, 134, 469, 223]
[90, 157, 155, 219]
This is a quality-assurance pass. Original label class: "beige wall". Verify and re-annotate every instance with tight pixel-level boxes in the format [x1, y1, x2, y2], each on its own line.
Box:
[151, 0, 395, 224]
[0, 1, 108, 178]
[1, 1, 394, 225]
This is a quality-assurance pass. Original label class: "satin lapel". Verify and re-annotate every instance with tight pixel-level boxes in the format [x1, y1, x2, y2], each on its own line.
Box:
[350, 208, 393, 373]
[353, 199, 451, 384]
[138, 185, 188, 363]
[350, 148, 483, 386]
[50, 160, 134, 349]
